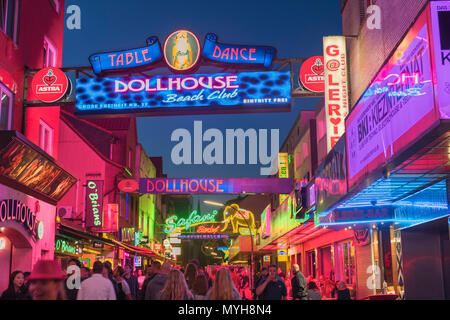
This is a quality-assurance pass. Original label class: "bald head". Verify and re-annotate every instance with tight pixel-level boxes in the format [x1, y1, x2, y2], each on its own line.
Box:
[161, 262, 172, 274]
[292, 264, 300, 272]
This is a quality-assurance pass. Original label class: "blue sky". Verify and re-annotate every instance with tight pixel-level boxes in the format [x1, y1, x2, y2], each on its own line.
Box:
[63, 0, 342, 181]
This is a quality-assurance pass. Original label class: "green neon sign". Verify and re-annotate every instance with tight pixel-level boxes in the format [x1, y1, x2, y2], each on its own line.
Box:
[164, 210, 219, 234]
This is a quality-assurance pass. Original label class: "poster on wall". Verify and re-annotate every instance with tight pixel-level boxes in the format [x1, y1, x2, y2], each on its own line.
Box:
[430, 1, 450, 119]
[346, 13, 438, 188]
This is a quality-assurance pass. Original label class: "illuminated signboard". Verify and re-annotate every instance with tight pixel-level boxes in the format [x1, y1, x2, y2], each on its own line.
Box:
[299, 56, 325, 92]
[121, 227, 135, 242]
[316, 137, 347, 214]
[0, 134, 76, 202]
[221, 204, 257, 235]
[346, 14, 436, 188]
[85, 180, 103, 228]
[0, 199, 37, 237]
[260, 205, 271, 238]
[89, 36, 162, 75]
[30, 68, 69, 103]
[164, 210, 219, 234]
[323, 36, 349, 152]
[118, 179, 139, 193]
[55, 238, 82, 257]
[178, 234, 229, 240]
[164, 30, 201, 72]
[278, 153, 289, 204]
[430, 2, 450, 119]
[134, 256, 142, 267]
[139, 178, 293, 194]
[75, 71, 291, 116]
[99, 203, 119, 232]
[318, 206, 394, 226]
[202, 33, 276, 67]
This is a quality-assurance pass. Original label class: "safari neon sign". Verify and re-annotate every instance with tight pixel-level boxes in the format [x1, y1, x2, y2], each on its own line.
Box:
[163, 210, 219, 234]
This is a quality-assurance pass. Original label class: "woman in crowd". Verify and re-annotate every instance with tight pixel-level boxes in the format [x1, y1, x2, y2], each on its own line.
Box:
[192, 272, 209, 300]
[159, 269, 194, 300]
[113, 266, 133, 300]
[0, 271, 30, 300]
[184, 263, 198, 291]
[307, 281, 322, 300]
[206, 268, 241, 300]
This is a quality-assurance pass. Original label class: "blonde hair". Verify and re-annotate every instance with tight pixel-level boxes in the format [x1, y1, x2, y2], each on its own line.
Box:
[209, 268, 238, 300]
[159, 269, 193, 300]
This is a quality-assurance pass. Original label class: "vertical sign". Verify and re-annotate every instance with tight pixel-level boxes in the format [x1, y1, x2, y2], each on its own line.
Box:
[323, 36, 349, 152]
[102, 203, 119, 232]
[85, 180, 103, 228]
[278, 153, 289, 204]
[430, 1, 450, 119]
[260, 205, 271, 238]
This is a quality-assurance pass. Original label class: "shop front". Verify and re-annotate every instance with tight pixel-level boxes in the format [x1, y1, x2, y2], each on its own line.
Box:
[316, 3, 450, 300]
[0, 131, 76, 293]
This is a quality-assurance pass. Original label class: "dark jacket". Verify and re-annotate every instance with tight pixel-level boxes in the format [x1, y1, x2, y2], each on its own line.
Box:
[145, 273, 168, 300]
[291, 270, 307, 300]
[125, 274, 139, 300]
[0, 287, 31, 300]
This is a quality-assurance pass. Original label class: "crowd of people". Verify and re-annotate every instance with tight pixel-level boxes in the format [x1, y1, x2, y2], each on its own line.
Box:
[0, 258, 352, 300]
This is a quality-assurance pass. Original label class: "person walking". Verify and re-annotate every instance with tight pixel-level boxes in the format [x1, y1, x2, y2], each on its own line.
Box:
[291, 264, 307, 300]
[64, 258, 82, 300]
[192, 272, 209, 300]
[27, 260, 66, 300]
[206, 268, 241, 300]
[77, 261, 116, 300]
[145, 261, 171, 300]
[124, 263, 139, 300]
[184, 263, 198, 291]
[255, 264, 287, 300]
[0, 271, 30, 300]
[103, 260, 119, 297]
[159, 269, 193, 300]
[307, 281, 322, 300]
[114, 266, 133, 300]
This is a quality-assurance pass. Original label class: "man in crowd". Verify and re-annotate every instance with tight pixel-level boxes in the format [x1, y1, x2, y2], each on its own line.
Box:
[144, 261, 171, 300]
[140, 261, 160, 300]
[124, 263, 139, 300]
[77, 261, 116, 300]
[291, 264, 308, 300]
[255, 264, 287, 300]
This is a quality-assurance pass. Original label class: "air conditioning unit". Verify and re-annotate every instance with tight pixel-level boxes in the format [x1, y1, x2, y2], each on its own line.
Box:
[56, 206, 73, 219]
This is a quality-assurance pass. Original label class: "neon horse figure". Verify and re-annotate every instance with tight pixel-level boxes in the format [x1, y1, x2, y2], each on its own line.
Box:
[221, 204, 256, 234]
[172, 31, 193, 70]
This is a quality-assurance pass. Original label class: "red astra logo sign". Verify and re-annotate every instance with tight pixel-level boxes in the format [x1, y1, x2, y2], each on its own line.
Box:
[299, 56, 325, 92]
[31, 67, 68, 103]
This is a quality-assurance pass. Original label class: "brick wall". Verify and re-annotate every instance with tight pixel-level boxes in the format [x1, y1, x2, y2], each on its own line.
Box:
[342, 0, 429, 108]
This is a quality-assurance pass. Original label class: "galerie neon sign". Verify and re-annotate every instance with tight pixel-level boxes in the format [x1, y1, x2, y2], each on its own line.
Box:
[164, 210, 219, 234]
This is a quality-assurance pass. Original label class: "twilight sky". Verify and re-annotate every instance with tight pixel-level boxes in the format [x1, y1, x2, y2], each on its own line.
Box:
[63, 0, 342, 182]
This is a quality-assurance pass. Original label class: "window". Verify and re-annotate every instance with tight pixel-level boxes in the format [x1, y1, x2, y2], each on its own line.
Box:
[0, 82, 13, 130]
[39, 119, 53, 155]
[49, 0, 60, 14]
[0, 0, 20, 44]
[43, 37, 57, 67]
[340, 241, 356, 285]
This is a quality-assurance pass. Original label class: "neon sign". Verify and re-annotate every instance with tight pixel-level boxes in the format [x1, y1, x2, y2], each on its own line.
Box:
[139, 178, 293, 194]
[89, 36, 162, 75]
[202, 33, 276, 67]
[0, 199, 37, 237]
[164, 210, 219, 234]
[178, 234, 229, 239]
[75, 71, 291, 116]
[85, 180, 103, 228]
